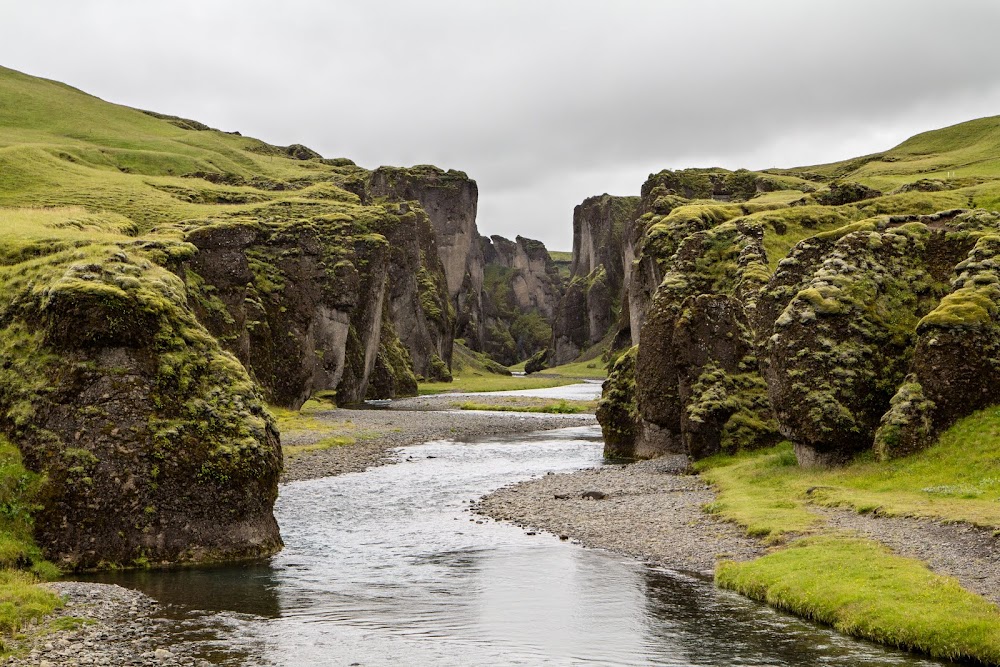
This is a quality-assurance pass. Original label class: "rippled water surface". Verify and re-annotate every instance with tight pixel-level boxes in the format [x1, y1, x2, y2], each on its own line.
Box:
[88, 402, 956, 666]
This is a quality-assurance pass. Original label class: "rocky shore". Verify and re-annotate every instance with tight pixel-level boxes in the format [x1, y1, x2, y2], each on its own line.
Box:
[4, 582, 211, 667]
[476, 456, 765, 574]
[478, 458, 1000, 606]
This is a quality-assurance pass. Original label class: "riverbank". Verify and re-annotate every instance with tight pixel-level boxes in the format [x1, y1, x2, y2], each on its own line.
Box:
[477, 456, 765, 575]
[3, 582, 210, 667]
[280, 406, 596, 482]
[478, 435, 1000, 665]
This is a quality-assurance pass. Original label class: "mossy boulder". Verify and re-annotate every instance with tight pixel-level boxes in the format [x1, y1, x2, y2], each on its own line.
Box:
[876, 232, 1000, 458]
[0, 243, 281, 569]
[761, 217, 986, 465]
[524, 348, 552, 374]
[597, 346, 639, 458]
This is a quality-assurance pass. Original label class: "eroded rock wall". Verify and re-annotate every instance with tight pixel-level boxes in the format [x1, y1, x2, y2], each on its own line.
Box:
[552, 194, 640, 364]
[593, 163, 1000, 467]
[480, 235, 564, 365]
[369, 165, 485, 355]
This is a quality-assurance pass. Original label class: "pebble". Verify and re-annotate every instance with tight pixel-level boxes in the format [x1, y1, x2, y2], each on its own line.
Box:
[4, 583, 204, 667]
[477, 456, 765, 574]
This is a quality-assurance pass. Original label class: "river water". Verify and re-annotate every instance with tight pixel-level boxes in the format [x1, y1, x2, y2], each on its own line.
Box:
[87, 386, 955, 666]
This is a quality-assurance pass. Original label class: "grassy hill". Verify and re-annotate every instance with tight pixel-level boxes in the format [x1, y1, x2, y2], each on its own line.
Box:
[0, 65, 370, 234]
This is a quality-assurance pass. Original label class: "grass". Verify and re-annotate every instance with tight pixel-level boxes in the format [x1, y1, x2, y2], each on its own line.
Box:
[717, 536, 1000, 665]
[419, 375, 575, 394]
[697, 405, 1000, 540]
[697, 407, 1000, 663]
[456, 399, 596, 414]
[0, 435, 62, 654]
[535, 357, 607, 380]
[284, 435, 355, 460]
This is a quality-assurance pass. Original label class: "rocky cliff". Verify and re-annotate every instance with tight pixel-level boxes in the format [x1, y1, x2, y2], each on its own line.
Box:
[479, 234, 564, 365]
[594, 119, 1000, 467]
[551, 194, 640, 364]
[368, 165, 485, 356]
[0, 66, 480, 569]
[0, 222, 281, 568]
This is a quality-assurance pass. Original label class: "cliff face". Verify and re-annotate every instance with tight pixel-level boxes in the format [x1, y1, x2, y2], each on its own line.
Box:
[369, 165, 485, 354]
[593, 143, 1000, 467]
[480, 235, 564, 365]
[0, 67, 492, 570]
[551, 194, 640, 364]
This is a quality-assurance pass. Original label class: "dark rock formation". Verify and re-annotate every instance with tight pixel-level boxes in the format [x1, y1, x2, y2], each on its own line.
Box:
[369, 165, 485, 353]
[0, 241, 281, 569]
[552, 194, 640, 364]
[480, 235, 563, 365]
[597, 346, 639, 458]
[761, 214, 987, 465]
[595, 166, 1000, 468]
[876, 228, 1000, 458]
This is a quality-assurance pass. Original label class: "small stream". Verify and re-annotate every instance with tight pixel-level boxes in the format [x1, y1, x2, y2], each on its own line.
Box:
[86, 385, 956, 666]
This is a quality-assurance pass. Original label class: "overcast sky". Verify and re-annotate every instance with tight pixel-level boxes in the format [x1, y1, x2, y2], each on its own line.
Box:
[3, 1, 1000, 250]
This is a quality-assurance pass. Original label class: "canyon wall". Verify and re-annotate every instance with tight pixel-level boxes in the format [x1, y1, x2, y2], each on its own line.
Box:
[591, 162, 1000, 467]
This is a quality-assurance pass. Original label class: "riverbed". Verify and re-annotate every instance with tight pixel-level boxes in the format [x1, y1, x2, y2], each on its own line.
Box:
[62, 384, 957, 666]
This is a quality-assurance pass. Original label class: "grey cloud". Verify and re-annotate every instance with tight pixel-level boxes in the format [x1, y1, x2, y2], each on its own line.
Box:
[2, 0, 1000, 249]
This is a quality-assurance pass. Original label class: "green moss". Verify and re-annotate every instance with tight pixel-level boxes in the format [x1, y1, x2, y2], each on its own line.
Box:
[717, 537, 1000, 665]
[596, 346, 638, 458]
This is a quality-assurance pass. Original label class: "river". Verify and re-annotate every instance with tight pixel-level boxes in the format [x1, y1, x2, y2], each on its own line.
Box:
[86, 384, 956, 666]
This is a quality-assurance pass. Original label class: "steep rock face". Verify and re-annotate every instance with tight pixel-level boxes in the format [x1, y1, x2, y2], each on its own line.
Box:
[552, 194, 639, 364]
[597, 159, 1000, 468]
[184, 216, 398, 408]
[597, 346, 639, 458]
[0, 241, 281, 569]
[379, 204, 454, 382]
[481, 235, 563, 364]
[369, 165, 485, 353]
[629, 222, 777, 459]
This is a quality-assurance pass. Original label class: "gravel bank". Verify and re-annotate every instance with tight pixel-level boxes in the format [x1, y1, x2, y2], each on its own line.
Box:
[476, 456, 766, 575]
[4, 582, 210, 667]
[817, 507, 1000, 606]
[281, 407, 595, 482]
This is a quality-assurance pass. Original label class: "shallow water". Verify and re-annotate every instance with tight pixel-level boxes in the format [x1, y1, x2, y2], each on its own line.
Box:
[448, 379, 604, 401]
[88, 425, 955, 666]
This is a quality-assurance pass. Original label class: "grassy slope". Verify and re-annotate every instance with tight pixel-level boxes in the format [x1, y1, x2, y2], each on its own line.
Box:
[0, 65, 366, 232]
[697, 406, 1000, 663]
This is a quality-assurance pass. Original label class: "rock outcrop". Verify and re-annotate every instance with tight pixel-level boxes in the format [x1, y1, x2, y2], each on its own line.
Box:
[0, 238, 281, 569]
[480, 235, 563, 365]
[369, 165, 485, 353]
[551, 194, 640, 364]
[591, 157, 1000, 467]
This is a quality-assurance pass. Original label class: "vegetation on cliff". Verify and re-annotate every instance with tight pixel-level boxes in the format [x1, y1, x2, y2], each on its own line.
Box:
[578, 115, 1000, 661]
[595, 115, 1000, 468]
[0, 65, 483, 572]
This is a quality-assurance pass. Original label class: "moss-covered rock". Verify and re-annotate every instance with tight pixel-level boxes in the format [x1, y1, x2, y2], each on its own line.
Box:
[875, 231, 1000, 458]
[524, 348, 552, 374]
[761, 215, 988, 465]
[596, 346, 639, 458]
[0, 242, 281, 569]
